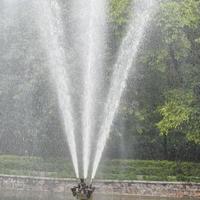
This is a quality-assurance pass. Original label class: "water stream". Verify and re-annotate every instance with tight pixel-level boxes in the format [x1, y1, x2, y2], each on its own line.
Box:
[79, 0, 106, 179]
[33, 0, 79, 178]
[32, 0, 156, 180]
[92, 0, 157, 179]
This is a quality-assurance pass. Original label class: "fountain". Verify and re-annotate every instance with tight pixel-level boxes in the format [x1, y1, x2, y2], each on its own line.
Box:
[32, 0, 157, 189]
[71, 179, 95, 200]
[1, 0, 200, 199]
[71, 0, 107, 179]
[33, 0, 80, 178]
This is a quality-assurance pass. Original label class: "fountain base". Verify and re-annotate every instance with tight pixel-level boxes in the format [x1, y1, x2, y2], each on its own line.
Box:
[71, 179, 95, 200]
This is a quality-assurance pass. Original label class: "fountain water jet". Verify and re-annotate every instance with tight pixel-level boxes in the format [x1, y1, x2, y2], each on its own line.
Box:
[32, 0, 156, 181]
[33, 0, 79, 178]
[91, 0, 157, 179]
[71, 0, 107, 178]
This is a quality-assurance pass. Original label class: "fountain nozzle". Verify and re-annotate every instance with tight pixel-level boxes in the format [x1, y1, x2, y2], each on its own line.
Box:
[71, 178, 95, 200]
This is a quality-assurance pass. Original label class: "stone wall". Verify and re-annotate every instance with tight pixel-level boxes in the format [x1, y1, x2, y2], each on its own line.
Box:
[0, 175, 199, 198]
[94, 180, 200, 198]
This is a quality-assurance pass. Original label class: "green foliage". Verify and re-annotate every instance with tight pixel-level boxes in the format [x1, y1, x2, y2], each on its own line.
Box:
[97, 159, 200, 182]
[157, 90, 193, 135]
[186, 106, 200, 144]
[157, 89, 200, 144]
[109, 0, 132, 39]
[0, 155, 75, 178]
[158, 0, 200, 42]
[109, 0, 132, 26]
[0, 156, 200, 182]
[133, 0, 200, 147]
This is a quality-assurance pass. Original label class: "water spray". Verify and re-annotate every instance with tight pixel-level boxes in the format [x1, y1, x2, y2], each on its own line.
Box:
[91, 0, 157, 179]
[81, 0, 107, 179]
[33, 0, 79, 178]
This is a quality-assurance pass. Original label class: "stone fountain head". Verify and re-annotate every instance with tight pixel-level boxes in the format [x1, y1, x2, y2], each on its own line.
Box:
[71, 179, 95, 200]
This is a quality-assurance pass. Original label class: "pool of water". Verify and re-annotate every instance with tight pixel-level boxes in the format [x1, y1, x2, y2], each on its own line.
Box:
[0, 190, 197, 200]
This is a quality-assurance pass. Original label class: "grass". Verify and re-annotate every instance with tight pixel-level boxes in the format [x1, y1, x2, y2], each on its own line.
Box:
[0, 155, 199, 182]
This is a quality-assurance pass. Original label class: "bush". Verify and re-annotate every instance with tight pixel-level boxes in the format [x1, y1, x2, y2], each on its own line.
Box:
[0, 155, 199, 182]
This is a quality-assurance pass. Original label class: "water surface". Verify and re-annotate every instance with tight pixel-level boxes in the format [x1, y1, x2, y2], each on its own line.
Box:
[0, 190, 197, 200]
